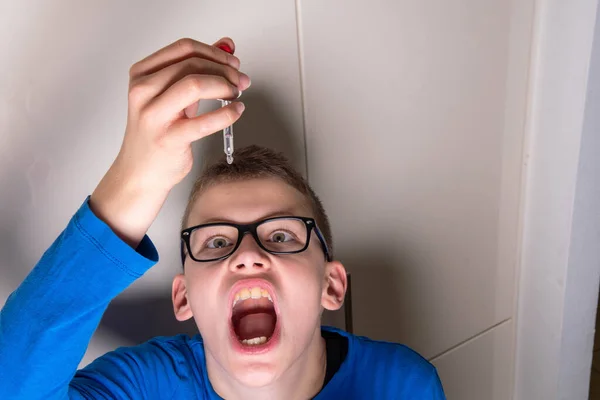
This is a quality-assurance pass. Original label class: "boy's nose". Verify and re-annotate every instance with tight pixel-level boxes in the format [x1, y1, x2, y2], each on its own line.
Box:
[229, 233, 270, 271]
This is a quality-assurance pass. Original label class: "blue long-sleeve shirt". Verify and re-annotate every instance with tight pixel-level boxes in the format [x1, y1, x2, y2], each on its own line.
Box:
[0, 197, 445, 399]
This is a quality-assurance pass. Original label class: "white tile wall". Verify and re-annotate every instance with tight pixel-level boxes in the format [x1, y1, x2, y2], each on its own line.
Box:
[432, 320, 514, 400]
[299, 0, 534, 395]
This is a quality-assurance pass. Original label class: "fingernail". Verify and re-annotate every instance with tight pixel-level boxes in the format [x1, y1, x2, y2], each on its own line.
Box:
[217, 44, 234, 54]
[239, 73, 251, 91]
[234, 102, 245, 113]
[230, 85, 240, 98]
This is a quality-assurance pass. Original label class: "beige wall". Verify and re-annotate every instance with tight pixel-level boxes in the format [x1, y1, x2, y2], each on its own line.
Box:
[302, 1, 534, 399]
[0, 1, 538, 398]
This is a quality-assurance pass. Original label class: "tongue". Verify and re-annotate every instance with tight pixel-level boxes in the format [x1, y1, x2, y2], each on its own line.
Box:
[236, 312, 276, 340]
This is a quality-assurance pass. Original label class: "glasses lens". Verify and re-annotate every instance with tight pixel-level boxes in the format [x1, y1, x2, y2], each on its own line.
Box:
[190, 225, 238, 260]
[257, 218, 308, 253]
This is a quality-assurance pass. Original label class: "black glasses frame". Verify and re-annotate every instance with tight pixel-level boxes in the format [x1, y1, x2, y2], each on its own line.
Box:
[180, 216, 332, 264]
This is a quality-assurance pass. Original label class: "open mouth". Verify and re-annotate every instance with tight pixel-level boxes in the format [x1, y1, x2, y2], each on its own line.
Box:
[231, 286, 278, 347]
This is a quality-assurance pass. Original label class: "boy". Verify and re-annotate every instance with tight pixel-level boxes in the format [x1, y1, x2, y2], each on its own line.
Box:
[0, 38, 445, 399]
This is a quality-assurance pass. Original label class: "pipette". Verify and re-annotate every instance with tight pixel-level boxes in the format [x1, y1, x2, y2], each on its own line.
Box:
[221, 99, 234, 164]
[218, 44, 235, 164]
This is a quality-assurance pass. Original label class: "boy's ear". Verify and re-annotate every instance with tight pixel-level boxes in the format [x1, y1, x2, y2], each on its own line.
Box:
[321, 260, 348, 311]
[172, 273, 193, 321]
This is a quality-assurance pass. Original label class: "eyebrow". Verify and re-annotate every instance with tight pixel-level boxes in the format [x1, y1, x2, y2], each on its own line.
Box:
[193, 209, 307, 226]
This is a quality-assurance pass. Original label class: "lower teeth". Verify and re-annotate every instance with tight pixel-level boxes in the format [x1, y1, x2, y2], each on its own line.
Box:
[241, 336, 268, 346]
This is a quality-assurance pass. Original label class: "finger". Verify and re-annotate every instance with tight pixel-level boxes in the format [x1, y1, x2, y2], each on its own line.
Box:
[130, 38, 240, 79]
[212, 37, 235, 54]
[148, 74, 240, 122]
[181, 88, 242, 119]
[170, 102, 245, 143]
[184, 102, 200, 119]
[183, 89, 241, 119]
[134, 57, 250, 103]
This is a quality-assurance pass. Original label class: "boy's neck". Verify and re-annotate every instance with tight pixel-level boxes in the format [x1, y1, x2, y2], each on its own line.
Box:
[206, 328, 327, 400]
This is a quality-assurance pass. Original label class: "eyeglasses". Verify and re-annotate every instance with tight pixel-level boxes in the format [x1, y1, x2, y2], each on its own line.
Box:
[180, 216, 332, 264]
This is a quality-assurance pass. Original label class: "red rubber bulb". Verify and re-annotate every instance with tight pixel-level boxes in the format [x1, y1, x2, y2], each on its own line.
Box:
[217, 44, 233, 54]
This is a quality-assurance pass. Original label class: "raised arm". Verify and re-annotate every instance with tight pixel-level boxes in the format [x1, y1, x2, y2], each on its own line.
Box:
[0, 37, 249, 400]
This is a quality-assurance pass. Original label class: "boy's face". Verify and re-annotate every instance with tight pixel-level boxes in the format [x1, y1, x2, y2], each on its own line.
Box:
[172, 177, 346, 389]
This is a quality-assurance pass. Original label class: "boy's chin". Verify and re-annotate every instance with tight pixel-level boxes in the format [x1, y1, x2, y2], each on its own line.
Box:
[230, 362, 280, 388]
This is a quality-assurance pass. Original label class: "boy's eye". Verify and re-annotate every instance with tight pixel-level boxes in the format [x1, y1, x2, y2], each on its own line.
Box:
[206, 237, 233, 249]
[269, 231, 294, 243]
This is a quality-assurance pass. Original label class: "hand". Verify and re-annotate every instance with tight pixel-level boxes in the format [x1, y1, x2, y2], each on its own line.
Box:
[90, 38, 250, 248]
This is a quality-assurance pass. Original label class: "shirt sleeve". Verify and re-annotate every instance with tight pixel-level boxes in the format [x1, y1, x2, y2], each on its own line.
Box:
[425, 369, 446, 399]
[0, 196, 158, 400]
[68, 338, 185, 400]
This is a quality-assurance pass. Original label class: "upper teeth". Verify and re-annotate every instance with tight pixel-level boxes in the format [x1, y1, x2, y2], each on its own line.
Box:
[233, 287, 273, 308]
